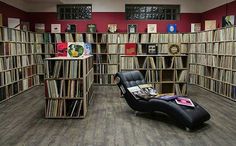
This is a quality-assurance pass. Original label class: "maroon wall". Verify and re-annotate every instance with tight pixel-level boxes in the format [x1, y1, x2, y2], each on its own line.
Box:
[201, 1, 236, 28]
[1, 1, 236, 32]
[28, 12, 201, 33]
[0, 1, 29, 26]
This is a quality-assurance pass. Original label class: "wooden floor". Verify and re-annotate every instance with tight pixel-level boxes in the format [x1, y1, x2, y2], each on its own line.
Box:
[0, 85, 236, 146]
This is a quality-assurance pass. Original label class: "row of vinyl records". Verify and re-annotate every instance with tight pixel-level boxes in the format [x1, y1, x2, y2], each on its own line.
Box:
[45, 99, 84, 117]
[120, 56, 187, 70]
[55, 33, 95, 43]
[148, 83, 187, 95]
[94, 54, 119, 64]
[117, 69, 187, 83]
[0, 66, 38, 85]
[0, 26, 235, 43]
[0, 55, 47, 71]
[50, 32, 197, 44]
[97, 33, 192, 43]
[189, 42, 236, 55]
[86, 69, 94, 92]
[189, 65, 236, 84]
[196, 27, 236, 42]
[189, 75, 236, 99]
[0, 29, 44, 44]
[85, 56, 94, 73]
[0, 27, 39, 43]
[45, 80, 84, 98]
[144, 70, 188, 83]
[95, 43, 188, 54]
[45, 60, 84, 79]
[94, 74, 116, 84]
[93, 69, 188, 85]
[189, 55, 236, 69]
[195, 27, 236, 42]
[94, 64, 118, 74]
[0, 43, 55, 56]
[0, 75, 40, 101]
[102, 33, 196, 43]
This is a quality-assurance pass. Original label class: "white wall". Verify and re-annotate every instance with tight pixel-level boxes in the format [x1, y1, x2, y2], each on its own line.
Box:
[1, 0, 232, 13]
[199, 0, 234, 12]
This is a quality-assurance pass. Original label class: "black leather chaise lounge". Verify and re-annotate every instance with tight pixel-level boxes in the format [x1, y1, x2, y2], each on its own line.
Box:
[114, 71, 210, 130]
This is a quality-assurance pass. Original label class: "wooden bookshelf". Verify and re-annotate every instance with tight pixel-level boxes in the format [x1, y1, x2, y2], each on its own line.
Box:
[120, 55, 188, 95]
[94, 33, 126, 85]
[34, 32, 57, 84]
[47, 32, 193, 86]
[189, 26, 236, 101]
[44, 55, 94, 118]
[0, 26, 40, 102]
[120, 38, 189, 95]
[93, 32, 191, 86]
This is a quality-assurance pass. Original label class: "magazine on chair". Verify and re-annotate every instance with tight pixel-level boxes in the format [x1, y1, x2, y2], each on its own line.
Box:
[128, 84, 179, 101]
[175, 97, 195, 107]
[127, 84, 156, 100]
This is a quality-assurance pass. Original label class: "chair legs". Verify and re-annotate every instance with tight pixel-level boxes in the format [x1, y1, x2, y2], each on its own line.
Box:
[185, 127, 190, 131]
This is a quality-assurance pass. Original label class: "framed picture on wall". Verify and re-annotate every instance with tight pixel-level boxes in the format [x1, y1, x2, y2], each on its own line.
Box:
[222, 15, 235, 27]
[205, 20, 216, 31]
[35, 23, 45, 33]
[191, 23, 201, 32]
[87, 24, 96, 33]
[8, 18, 20, 30]
[51, 24, 61, 33]
[21, 21, 30, 31]
[108, 24, 117, 33]
[66, 24, 76, 32]
[127, 24, 137, 33]
[167, 24, 177, 33]
[147, 24, 157, 33]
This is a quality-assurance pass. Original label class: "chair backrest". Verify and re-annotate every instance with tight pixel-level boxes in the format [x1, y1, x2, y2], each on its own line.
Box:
[115, 70, 146, 90]
[115, 71, 148, 111]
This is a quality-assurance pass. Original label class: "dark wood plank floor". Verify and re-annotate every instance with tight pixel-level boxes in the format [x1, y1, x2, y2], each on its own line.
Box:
[0, 85, 236, 146]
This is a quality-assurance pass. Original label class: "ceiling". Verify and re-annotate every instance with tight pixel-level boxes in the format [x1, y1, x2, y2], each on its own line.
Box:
[22, 0, 61, 2]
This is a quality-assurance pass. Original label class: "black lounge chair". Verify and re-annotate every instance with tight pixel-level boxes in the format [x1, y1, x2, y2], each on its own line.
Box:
[114, 70, 210, 130]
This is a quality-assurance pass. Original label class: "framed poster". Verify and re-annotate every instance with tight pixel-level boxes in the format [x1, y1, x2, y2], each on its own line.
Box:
[127, 24, 137, 33]
[191, 23, 201, 32]
[108, 24, 117, 33]
[51, 24, 61, 33]
[35, 23, 45, 33]
[167, 24, 177, 33]
[66, 24, 76, 32]
[205, 20, 216, 31]
[21, 21, 30, 31]
[147, 24, 157, 33]
[87, 24, 96, 33]
[8, 18, 20, 30]
[222, 15, 235, 27]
